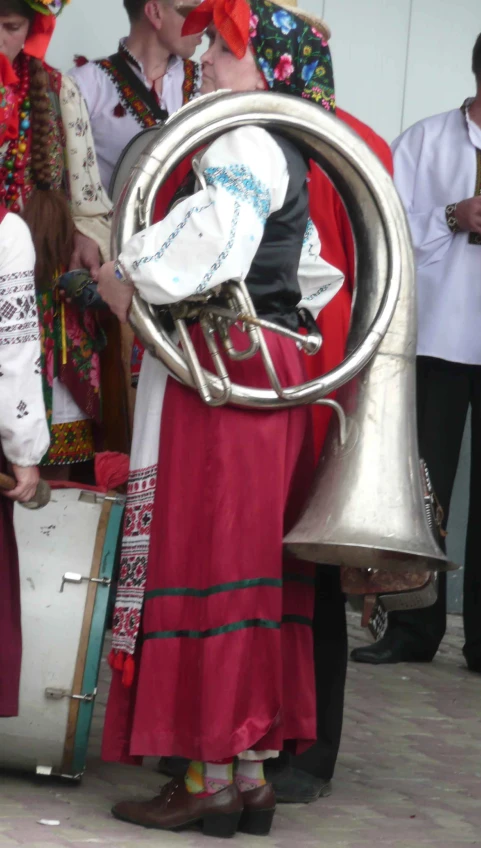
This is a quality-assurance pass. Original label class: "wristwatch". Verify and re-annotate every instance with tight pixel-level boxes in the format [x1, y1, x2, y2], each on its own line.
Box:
[113, 259, 132, 286]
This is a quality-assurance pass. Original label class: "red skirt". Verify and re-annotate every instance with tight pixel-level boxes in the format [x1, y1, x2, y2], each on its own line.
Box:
[0, 447, 21, 717]
[103, 325, 317, 763]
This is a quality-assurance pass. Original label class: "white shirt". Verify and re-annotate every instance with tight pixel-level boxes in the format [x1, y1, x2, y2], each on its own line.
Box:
[0, 214, 49, 466]
[70, 43, 197, 193]
[120, 126, 344, 318]
[392, 103, 481, 365]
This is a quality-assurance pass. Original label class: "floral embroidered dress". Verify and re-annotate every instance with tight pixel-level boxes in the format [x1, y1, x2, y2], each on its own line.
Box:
[0, 54, 112, 465]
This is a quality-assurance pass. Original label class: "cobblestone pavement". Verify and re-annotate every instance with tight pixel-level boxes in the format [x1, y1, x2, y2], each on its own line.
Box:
[1, 613, 480, 847]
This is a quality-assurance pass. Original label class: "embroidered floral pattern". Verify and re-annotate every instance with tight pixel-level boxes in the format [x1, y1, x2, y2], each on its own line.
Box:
[445, 203, 460, 234]
[303, 281, 333, 301]
[0, 270, 39, 346]
[196, 200, 241, 293]
[37, 290, 105, 465]
[132, 202, 213, 269]
[96, 52, 199, 129]
[16, 400, 29, 418]
[112, 463, 158, 654]
[95, 58, 159, 128]
[204, 165, 271, 222]
[249, 0, 335, 113]
[182, 58, 201, 104]
[45, 419, 95, 466]
[303, 217, 314, 245]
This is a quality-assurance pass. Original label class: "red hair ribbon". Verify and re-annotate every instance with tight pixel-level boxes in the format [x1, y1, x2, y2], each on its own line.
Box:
[24, 13, 56, 60]
[182, 0, 251, 59]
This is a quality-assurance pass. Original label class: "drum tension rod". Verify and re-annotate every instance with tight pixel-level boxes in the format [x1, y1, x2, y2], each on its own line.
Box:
[60, 572, 112, 593]
[45, 687, 97, 703]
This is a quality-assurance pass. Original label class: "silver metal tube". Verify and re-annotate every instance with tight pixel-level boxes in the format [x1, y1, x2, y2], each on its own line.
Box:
[112, 91, 404, 409]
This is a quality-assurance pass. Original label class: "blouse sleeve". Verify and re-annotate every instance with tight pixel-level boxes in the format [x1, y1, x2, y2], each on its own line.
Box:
[0, 214, 49, 466]
[118, 126, 290, 304]
[298, 217, 344, 319]
[61, 75, 113, 262]
[392, 125, 454, 270]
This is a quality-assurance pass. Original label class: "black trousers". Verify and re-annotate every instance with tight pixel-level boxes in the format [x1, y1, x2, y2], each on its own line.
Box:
[293, 564, 347, 779]
[271, 564, 347, 781]
[388, 356, 481, 666]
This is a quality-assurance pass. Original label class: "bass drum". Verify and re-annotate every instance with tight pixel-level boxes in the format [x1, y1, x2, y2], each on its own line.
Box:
[0, 488, 124, 779]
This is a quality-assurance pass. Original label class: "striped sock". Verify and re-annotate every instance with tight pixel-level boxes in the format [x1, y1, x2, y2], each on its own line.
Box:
[185, 760, 234, 796]
[235, 760, 267, 792]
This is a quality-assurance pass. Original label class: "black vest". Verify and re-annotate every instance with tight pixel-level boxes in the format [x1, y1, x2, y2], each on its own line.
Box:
[245, 133, 309, 331]
[171, 132, 310, 331]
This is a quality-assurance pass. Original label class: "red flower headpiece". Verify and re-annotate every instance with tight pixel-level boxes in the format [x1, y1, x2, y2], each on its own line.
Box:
[21, 0, 71, 60]
[182, 0, 250, 59]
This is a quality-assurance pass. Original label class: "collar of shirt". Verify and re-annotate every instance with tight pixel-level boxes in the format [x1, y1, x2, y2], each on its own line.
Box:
[118, 38, 183, 89]
[462, 97, 481, 150]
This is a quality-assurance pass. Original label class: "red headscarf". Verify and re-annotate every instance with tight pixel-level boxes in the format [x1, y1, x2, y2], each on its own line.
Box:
[23, 13, 56, 61]
[183, 0, 250, 59]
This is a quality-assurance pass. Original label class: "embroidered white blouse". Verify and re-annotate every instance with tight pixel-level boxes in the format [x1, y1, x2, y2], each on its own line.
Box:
[0, 213, 49, 466]
[70, 44, 198, 193]
[392, 103, 481, 365]
[119, 126, 344, 319]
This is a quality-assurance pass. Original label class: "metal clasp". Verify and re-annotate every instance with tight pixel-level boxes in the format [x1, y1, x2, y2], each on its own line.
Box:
[78, 491, 126, 506]
[59, 572, 112, 593]
[45, 687, 97, 703]
[136, 186, 147, 229]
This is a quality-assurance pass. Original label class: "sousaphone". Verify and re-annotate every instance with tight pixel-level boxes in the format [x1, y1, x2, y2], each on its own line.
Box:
[111, 90, 456, 583]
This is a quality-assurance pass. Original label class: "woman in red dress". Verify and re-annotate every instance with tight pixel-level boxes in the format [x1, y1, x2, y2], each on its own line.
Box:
[0, 52, 49, 717]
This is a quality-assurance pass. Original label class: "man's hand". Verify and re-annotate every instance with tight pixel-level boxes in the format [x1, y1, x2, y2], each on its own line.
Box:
[6, 465, 39, 503]
[454, 197, 481, 234]
[97, 261, 135, 323]
[69, 231, 102, 277]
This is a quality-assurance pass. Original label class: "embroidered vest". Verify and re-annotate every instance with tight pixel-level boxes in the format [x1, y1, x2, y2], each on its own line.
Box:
[94, 54, 199, 129]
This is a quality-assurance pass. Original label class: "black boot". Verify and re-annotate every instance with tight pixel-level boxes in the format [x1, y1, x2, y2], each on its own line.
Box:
[350, 631, 436, 665]
[157, 757, 189, 778]
[264, 762, 331, 804]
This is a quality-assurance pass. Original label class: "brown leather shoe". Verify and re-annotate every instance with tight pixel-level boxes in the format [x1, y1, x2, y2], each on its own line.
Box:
[112, 779, 243, 837]
[239, 783, 276, 836]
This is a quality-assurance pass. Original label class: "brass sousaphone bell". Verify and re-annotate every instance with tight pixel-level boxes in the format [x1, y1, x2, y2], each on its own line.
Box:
[111, 91, 456, 583]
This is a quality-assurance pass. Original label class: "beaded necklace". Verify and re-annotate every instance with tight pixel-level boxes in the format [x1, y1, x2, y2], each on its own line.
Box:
[0, 53, 32, 212]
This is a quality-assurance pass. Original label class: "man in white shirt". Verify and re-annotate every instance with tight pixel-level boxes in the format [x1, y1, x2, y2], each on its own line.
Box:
[70, 0, 202, 194]
[351, 34, 481, 673]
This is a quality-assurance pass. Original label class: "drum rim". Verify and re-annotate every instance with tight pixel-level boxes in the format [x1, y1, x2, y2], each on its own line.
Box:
[70, 496, 125, 777]
[60, 493, 116, 776]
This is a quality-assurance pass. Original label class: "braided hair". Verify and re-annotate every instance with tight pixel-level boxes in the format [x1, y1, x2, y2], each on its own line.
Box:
[24, 56, 75, 287]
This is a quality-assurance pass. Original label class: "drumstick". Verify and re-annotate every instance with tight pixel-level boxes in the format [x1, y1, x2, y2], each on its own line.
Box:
[0, 472, 51, 509]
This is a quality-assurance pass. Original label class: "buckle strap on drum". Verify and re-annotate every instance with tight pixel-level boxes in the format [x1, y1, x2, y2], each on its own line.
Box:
[59, 572, 112, 593]
[45, 687, 97, 703]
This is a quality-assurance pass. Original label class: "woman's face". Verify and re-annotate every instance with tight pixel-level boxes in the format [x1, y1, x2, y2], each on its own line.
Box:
[0, 13, 29, 63]
[200, 29, 265, 93]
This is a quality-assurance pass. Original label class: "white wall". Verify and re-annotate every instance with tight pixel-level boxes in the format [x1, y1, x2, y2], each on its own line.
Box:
[306, 0, 479, 143]
[47, 0, 128, 73]
[47, 0, 480, 142]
